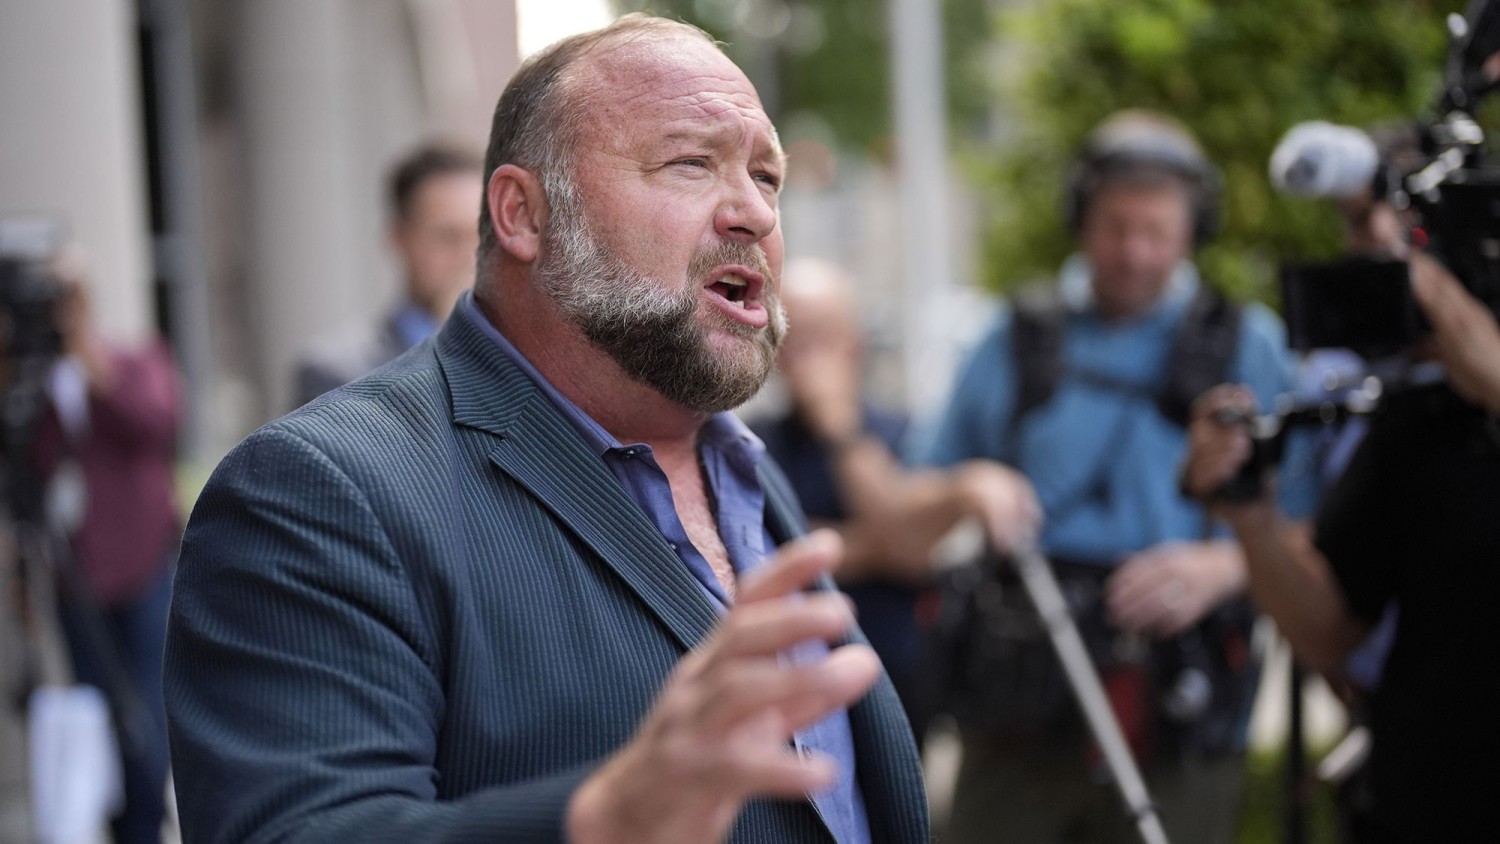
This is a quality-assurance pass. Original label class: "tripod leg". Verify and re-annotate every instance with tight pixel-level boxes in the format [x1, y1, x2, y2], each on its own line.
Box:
[1009, 542, 1171, 844]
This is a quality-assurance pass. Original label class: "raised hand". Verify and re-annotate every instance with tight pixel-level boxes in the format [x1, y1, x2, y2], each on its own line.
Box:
[566, 530, 881, 844]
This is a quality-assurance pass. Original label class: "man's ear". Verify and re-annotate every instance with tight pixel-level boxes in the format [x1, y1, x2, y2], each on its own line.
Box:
[487, 164, 546, 263]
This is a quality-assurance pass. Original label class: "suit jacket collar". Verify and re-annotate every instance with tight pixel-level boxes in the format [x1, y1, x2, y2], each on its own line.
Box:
[436, 308, 729, 655]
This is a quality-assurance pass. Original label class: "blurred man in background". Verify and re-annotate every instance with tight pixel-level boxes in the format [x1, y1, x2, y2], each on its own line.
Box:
[293, 143, 482, 408]
[752, 258, 1035, 738]
[919, 110, 1309, 843]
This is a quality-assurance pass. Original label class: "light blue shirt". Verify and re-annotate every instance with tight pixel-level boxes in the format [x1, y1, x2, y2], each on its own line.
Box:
[391, 300, 441, 350]
[458, 296, 871, 843]
[918, 255, 1315, 563]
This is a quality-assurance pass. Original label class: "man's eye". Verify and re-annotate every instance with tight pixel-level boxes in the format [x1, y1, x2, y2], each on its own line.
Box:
[674, 158, 709, 169]
[755, 172, 782, 190]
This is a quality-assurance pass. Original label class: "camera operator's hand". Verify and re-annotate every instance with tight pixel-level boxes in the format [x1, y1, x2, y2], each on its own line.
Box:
[1106, 540, 1247, 638]
[1410, 253, 1500, 416]
[1181, 384, 1263, 508]
[52, 256, 116, 392]
[566, 530, 880, 844]
[1336, 191, 1409, 261]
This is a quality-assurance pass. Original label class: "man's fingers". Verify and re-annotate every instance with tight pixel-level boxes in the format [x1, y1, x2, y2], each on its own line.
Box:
[1106, 556, 1168, 617]
[1107, 567, 1160, 610]
[693, 644, 881, 737]
[737, 529, 842, 605]
[1109, 578, 1193, 637]
[1183, 442, 1249, 499]
[1106, 579, 1175, 634]
[957, 463, 1043, 553]
[1184, 384, 1258, 499]
[1190, 384, 1232, 420]
[718, 744, 841, 800]
[699, 592, 856, 665]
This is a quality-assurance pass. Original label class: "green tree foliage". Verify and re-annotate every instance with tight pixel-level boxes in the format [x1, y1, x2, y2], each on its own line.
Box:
[616, 0, 992, 158]
[976, 0, 1466, 301]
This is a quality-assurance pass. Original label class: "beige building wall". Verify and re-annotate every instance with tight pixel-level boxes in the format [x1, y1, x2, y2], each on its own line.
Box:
[0, 0, 153, 343]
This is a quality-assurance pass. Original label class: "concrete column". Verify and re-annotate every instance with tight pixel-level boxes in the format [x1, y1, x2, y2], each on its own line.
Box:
[232, 0, 525, 418]
[0, 0, 153, 343]
[410, 0, 520, 143]
[234, 0, 369, 416]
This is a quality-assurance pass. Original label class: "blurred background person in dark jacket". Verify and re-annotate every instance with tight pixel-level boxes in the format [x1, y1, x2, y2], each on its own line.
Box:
[293, 143, 483, 408]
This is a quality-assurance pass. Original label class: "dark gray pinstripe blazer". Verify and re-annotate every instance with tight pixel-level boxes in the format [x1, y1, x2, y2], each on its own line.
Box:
[164, 309, 929, 844]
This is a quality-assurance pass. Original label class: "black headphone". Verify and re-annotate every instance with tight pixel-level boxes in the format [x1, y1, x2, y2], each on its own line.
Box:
[1063, 111, 1223, 247]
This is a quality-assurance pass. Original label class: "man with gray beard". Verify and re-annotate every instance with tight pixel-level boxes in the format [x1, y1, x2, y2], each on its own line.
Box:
[537, 170, 786, 414]
[163, 13, 927, 844]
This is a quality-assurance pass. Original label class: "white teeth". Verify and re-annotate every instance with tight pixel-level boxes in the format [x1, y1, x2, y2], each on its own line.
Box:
[720, 274, 747, 287]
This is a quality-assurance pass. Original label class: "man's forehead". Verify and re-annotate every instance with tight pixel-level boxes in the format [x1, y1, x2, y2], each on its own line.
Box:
[572, 35, 778, 146]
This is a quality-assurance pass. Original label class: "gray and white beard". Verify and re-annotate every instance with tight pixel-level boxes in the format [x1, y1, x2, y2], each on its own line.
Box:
[535, 177, 786, 414]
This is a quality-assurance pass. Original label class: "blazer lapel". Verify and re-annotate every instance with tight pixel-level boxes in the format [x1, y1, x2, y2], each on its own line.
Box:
[761, 459, 930, 840]
[437, 310, 721, 655]
[486, 412, 723, 654]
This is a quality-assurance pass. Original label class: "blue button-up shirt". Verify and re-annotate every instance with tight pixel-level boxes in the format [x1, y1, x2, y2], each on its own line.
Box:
[460, 296, 870, 843]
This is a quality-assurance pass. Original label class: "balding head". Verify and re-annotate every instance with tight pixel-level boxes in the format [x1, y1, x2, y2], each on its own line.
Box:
[476, 15, 719, 271]
[475, 13, 786, 417]
[782, 258, 859, 338]
[778, 258, 864, 366]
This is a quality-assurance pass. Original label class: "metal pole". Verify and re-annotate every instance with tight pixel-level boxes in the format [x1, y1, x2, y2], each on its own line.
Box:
[1286, 661, 1308, 844]
[1009, 540, 1171, 844]
[136, 0, 218, 462]
[889, 0, 955, 415]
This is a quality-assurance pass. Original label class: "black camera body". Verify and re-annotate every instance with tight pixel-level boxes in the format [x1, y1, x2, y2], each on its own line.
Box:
[1211, 382, 1384, 503]
[1281, 0, 1500, 358]
[0, 239, 67, 372]
[0, 217, 68, 521]
[1282, 257, 1426, 357]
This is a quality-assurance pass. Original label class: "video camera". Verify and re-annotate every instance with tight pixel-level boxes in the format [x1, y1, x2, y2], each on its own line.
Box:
[1269, 0, 1500, 359]
[1209, 1, 1500, 500]
[0, 217, 68, 522]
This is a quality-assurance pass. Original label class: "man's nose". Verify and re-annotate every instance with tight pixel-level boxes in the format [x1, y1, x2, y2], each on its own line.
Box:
[714, 173, 778, 244]
[1120, 232, 1158, 268]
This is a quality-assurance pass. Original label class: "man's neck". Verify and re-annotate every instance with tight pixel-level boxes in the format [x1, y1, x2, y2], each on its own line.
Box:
[476, 282, 707, 458]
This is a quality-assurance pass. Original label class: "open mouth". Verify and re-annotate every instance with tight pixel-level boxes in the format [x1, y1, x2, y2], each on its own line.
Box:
[709, 274, 751, 307]
[701, 265, 768, 328]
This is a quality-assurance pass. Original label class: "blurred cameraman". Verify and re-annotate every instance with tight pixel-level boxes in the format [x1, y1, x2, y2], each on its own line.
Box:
[34, 249, 182, 844]
[1183, 254, 1500, 842]
[920, 110, 1311, 844]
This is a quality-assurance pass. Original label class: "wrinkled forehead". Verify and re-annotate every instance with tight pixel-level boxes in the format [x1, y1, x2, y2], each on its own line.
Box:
[569, 34, 782, 157]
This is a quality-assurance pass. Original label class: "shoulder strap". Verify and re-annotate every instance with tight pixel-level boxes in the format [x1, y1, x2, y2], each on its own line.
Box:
[1005, 285, 1069, 455]
[1003, 284, 1243, 441]
[1156, 287, 1242, 427]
